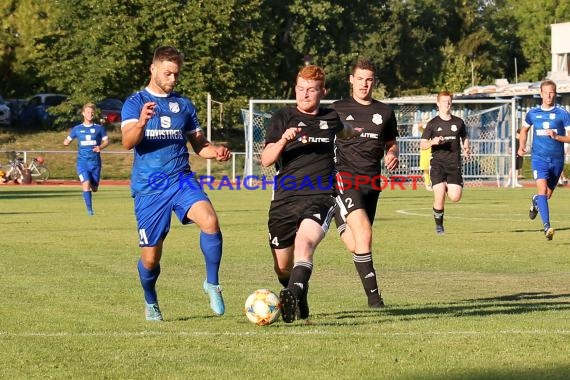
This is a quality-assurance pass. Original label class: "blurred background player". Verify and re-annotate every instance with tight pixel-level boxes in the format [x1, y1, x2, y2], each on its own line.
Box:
[330, 57, 399, 308]
[418, 114, 432, 191]
[121, 46, 231, 321]
[420, 91, 470, 235]
[63, 102, 109, 215]
[261, 65, 358, 323]
[518, 79, 570, 240]
[504, 128, 523, 188]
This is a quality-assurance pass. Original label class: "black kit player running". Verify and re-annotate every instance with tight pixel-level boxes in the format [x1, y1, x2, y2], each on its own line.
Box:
[421, 115, 467, 189]
[420, 93, 470, 236]
[331, 97, 398, 307]
[265, 106, 343, 322]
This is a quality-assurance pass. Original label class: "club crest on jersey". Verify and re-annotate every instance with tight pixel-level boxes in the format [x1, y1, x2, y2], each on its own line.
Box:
[319, 120, 330, 129]
[169, 102, 180, 113]
[298, 134, 308, 144]
[550, 113, 556, 120]
[451, 124, 457, 132]
[90, 128, 95, 133]
[372, 113, 383, 125]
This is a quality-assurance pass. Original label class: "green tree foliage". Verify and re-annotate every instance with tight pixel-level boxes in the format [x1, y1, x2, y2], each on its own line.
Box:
[1, 0, 568, 132]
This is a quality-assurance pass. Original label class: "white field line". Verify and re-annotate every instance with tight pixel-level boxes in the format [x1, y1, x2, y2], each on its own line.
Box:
[395, 208, 562, 223]
[2, 329, 570, 338]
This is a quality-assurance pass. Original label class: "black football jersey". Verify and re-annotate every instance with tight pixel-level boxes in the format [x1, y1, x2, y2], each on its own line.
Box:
[265, 106, 343, 200]
[421, 115, 467, 166]
[331, 98, 398, 176]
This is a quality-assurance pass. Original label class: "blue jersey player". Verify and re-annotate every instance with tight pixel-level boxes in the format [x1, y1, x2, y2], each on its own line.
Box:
[63, 103, 109, 215]
[121, 46, 231, 321]
[518, 80, 570, 240]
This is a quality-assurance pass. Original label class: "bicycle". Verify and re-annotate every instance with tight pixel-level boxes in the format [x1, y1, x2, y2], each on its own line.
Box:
[1, 153, 50, 183]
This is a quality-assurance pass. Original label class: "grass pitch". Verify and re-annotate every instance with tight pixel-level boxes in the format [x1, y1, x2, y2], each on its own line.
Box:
[1, 184, 570, 379]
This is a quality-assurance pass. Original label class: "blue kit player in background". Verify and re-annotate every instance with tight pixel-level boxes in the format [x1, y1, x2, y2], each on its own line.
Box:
[63, 102, 109, 215]
[518, 79, 570, 241]
[121, 46, 231, 321]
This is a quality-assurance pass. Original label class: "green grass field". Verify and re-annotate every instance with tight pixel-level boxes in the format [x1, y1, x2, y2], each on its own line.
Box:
[1, 185, 570, 379]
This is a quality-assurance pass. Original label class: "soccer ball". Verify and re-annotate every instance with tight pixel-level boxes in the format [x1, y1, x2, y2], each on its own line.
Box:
[244, 289, 281, 326]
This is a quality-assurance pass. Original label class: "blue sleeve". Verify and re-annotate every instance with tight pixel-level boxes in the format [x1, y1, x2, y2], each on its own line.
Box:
[184, 98, 202, 134]
[121, 92, 143, 125]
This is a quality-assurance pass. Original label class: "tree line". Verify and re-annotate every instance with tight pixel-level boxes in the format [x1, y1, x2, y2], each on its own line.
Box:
[1, 0, 568, 131]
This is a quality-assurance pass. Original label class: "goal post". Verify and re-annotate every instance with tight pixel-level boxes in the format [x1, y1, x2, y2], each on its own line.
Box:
[242, 97, 518, 187]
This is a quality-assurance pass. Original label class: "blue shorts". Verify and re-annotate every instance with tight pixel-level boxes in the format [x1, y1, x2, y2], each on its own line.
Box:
[134, 175, 210, 247]
[77, 160, 101, 187]
[531, 157, 564, 190]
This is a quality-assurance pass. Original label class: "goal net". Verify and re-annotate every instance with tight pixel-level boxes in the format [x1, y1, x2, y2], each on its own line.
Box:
[242, 98, 517, 187]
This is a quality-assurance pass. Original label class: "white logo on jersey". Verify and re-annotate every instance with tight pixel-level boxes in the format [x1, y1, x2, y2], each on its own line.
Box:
[298, 121, 307, 127]
[319, 120, 329, 129]
[437, 127, 442, 131]
[542, 121, 550, 129]
[313, 213, 321, 220]
[90, 128, 95, 133]
[372, 113, 383, 125]
[360, 132, 379, 139]
[346, 115, 355, 121]
[169, 102, 180, 113]
[160, 116, 171, 129]
[308, 137, 329, 143]
[451, 124, 457, 132]
[549, 113, 556, 120]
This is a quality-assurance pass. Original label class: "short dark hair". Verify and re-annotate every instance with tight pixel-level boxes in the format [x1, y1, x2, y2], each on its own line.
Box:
[351, 57, 376, 75]
[153, 46, 184, 67]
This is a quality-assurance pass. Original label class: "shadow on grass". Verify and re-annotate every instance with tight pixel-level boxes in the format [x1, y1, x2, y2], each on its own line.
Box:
[313, 291, 570, 326]
[0, 189, 76, 199]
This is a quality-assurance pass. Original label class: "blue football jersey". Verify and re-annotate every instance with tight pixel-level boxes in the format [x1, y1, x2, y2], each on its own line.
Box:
[121, 88, 202, 196]
[524, 105, 570, 160]
[68, 123, 108, 162]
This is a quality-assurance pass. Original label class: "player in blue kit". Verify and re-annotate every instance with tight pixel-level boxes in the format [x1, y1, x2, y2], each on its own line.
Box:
[518, 79, 570, 240]
[63, 102, 109, 215]
[121, 46, 231, 321]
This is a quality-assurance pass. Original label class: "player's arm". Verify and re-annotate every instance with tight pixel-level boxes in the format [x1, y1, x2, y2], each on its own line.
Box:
[94, 136, 110, 153]
[462, 137, 471, 157]
[517, 125, 531, 156]
[384, 139, 399, 171]
[187, 130, 231, 162]
[261, 127, 300, 167]
[121, 102, 156, 150]
[544, 126, 570, 143]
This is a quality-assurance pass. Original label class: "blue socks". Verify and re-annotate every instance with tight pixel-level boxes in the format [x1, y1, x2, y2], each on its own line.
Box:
[200, 231, 223, 285]
[137, 259, 160, 304]
[82, 191, 93, 214]
[536, 194, 550, 228]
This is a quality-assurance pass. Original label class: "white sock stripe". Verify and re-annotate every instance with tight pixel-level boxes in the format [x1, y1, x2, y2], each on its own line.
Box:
[353, 253, 373, 263]
[293, 261, 313, 270]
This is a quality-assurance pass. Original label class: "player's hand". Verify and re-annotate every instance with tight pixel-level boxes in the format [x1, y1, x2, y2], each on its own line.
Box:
[140, 102, 156, 125]
[92, 146, 101, 153]
[463, 147, 471, 158]
[432, 136, 444, 146]
[517, 147, 526, 156]
[546, 129, 558, 139]
[384, 152, 399, 171]
[215, 145, 231, 162]
[281, 127, 301, 144]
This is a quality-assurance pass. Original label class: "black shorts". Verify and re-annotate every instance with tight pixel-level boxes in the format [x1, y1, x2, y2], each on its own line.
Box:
[334, 186, 380, 233]
[430, 163, 463, 186]
[268, 195, 336, 249]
